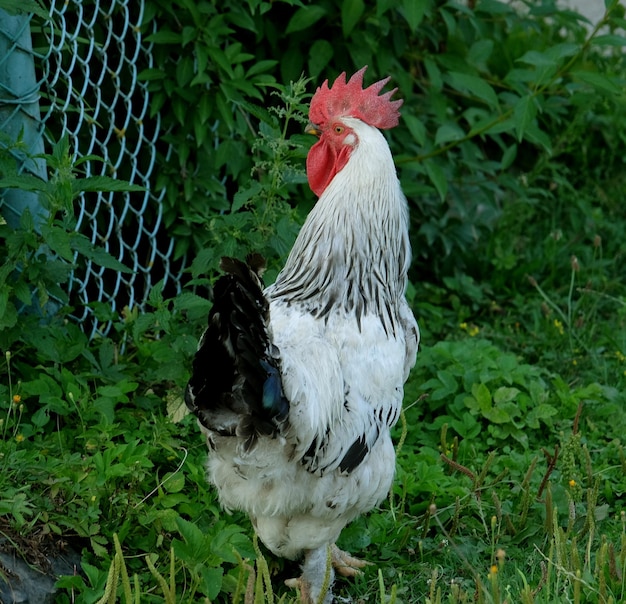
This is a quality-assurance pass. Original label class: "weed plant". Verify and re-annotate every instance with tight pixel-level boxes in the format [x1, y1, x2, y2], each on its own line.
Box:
[1, 0, 625, 603]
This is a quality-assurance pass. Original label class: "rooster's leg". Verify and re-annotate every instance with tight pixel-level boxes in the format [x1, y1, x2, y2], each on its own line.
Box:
[284, 545, 334, 604]
[330, 543, 371, 577]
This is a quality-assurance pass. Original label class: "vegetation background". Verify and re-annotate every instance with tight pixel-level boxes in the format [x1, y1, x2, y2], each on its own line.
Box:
[0, 0, 625, 602]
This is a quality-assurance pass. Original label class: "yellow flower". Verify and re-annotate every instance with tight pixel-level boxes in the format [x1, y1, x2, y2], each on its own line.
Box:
[12, 394, 21, 404]
[490, 565, 498, 575]
[15, 434, 24, 443]
[569, 479, 576, 487]
[460, 322, 479, 336]
[553, 319, 564, 335]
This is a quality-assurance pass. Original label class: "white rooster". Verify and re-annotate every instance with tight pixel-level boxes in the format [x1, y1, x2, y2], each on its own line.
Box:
[185, 66, 419, 603]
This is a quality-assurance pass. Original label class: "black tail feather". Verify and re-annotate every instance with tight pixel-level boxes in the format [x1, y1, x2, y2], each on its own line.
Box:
[185, 254, 288, 449]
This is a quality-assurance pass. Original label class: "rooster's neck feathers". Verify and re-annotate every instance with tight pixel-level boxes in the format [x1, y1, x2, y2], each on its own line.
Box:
[267, 119, 409, 334]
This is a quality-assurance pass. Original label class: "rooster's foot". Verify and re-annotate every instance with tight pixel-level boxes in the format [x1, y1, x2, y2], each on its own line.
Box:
[330, 543, 370, 577]
[284, 577, 313, 603]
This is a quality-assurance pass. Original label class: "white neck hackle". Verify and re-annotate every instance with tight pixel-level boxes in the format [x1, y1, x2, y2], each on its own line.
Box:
[267, 118, 411, 335]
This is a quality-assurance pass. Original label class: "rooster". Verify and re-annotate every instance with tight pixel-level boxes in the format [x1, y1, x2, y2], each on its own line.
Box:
[185, 66, 419, 604]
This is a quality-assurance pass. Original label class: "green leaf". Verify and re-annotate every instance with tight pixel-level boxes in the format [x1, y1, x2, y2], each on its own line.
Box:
[232, 182, 262, 213]
[437, 370, 458, 394]
[476, 0, 514, 15]
[199, 567, 223, 601]
[483, 405, 513, 424]
[434, 123, 465, 146]
[424, 160, 448, 201]
[471, 382, 492, 412]
[0, 174, 47, 192]
[41, 225, 74, 262]
[590, 34, 626, 47]
[447, 72, 499, 108]
[513, 95, 536, 142]
[493, 386, 521, 404]
[400, 0, 428, 31]
[341, 0, 365, 37]
[145, 30, 183, 44]
[523, 122, 552, 153]
[0, 0, 48, 18]
[467, 39, 494, 68]
[12, 280, 32, 307]
[571, 70, 622, 94]
[138, 68, 166, 82]
[70, 234, 132, 273]
[423, 57, 442, 91]
[500, 143, 517, 170]
[308, 39, 334, 77]
[285, 6, 327, 34]
[246, 59, 278, 78]
[73, 177, 145, 193]
[404, 114, 427, 146]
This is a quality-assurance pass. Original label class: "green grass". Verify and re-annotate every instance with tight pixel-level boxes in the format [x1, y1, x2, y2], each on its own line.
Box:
[2, 2, 626, 602]
[1, 269, 624, 603]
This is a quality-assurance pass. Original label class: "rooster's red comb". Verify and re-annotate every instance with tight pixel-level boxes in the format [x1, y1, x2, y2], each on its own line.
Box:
[309, 66, 403, 130]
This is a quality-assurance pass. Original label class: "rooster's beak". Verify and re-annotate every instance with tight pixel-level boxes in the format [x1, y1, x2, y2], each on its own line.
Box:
[305, 123, 321, 137]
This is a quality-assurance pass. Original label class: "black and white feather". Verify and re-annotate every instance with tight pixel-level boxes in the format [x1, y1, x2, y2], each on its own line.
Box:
[185, 116, 419, 604]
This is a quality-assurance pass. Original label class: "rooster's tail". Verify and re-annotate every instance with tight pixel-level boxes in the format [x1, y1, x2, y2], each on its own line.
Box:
[185, 254, 288, 450]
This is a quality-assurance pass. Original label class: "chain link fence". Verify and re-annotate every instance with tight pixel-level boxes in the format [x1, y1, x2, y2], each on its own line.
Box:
[0, 0, 185, 337]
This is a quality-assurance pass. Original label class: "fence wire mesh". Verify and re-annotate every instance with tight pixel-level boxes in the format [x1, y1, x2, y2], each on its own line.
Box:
[0, 0, 185, 338]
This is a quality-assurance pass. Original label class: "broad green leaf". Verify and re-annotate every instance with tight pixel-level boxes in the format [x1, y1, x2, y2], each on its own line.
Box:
[571, 70, 622, 94]
[500, 143, 517, 170]
[41, 225, 74, 262]
[471, 382, 492, 412]
[0, 0, 49, 18]
[70, 234, 132, 273]
[232, 181, 262, 212]
[517, 50, 556, 68]
[437, 370, 458, 394]
[246, 59, 278, 78]
[12, 280, 32, 307]
[145, 30, 182, 44]
[467, 39, 494, 67]
[199, 567, 224, 601]
[0, 286, 9, 320]
[401, 0, 428, 31]
[494, 386, 521, 404]
[483, 405, 513, 424]
[74, 176, 145, 193]
[308, 39, 334, 77]
[513, 95, 536, 142]
[523, 122, 552, 153]
[434, 123, 465, 146]
[341, 0, 365, 37]
[591, 34, 626, 47]
[447, 72, 499, 108]
[138, 68, 166, 81]
[424, 57, 442, 91]
[475, 0, 514, 15]
[285, 6, 327, 34]
[0, 174, 47, 192]
[404, 114, 427, 146]
[376, 0, 396, 17]
[424, 160, 448, 201]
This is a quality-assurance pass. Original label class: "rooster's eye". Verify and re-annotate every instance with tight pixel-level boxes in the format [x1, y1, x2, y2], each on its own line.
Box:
[334, 125, 344, 134]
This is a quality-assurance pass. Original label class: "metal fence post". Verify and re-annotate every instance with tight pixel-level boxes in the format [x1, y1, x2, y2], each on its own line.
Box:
[0, 8, 48, 230]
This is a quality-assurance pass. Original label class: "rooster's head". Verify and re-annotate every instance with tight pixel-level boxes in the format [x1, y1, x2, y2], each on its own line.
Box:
[306, 66, 403, 197]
